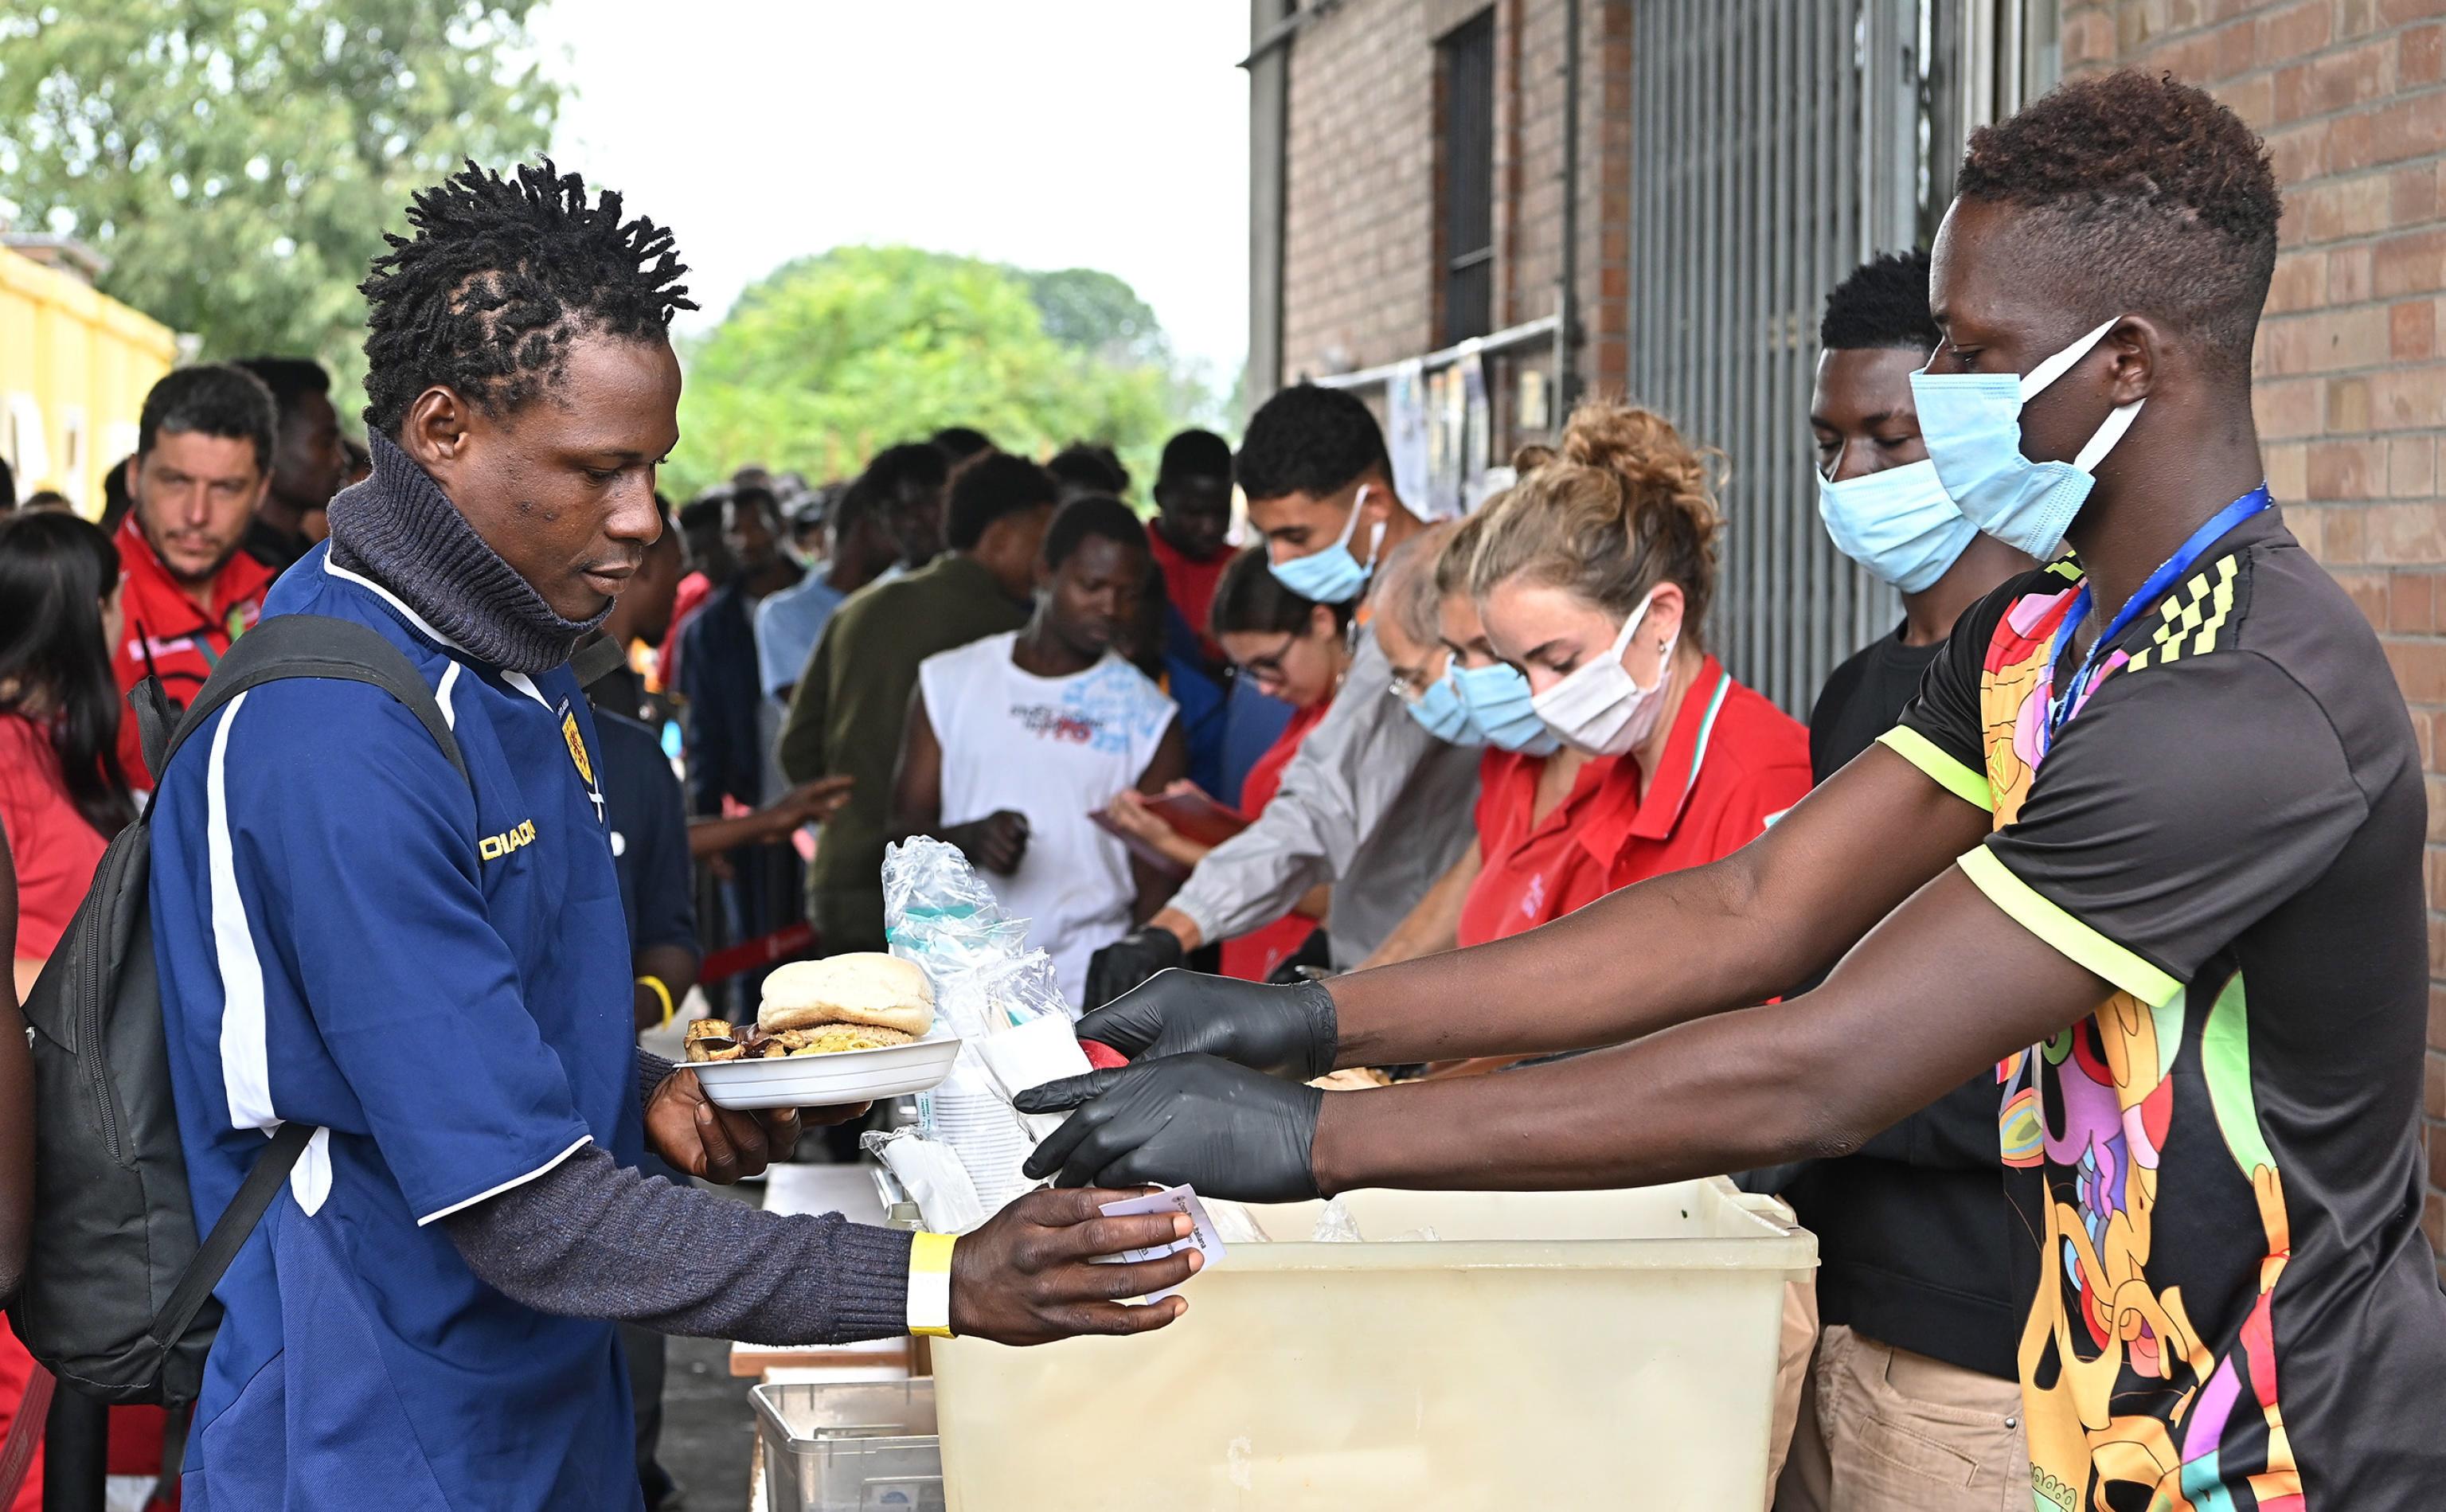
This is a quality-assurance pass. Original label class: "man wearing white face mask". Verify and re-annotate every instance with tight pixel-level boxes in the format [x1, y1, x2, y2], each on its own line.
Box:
[1761, 251, 2036, 1512]
[1084, 386, 1480, 1004]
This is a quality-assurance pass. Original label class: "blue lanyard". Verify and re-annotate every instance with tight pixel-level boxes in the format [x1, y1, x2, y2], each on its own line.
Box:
[2040, 484, 2272, 755]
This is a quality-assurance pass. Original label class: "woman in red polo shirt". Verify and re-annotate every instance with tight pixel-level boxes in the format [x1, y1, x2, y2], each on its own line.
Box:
[1466, 402, 1811, 935]
[0, 510, 142, 1510]
[1105, 547, 1350, 979]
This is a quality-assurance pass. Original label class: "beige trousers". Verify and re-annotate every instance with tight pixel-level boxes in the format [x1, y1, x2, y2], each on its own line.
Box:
[1772, 1325, 2028, 1512]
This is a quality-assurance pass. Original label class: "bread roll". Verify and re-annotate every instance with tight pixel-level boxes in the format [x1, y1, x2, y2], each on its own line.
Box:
[758, 952, 936, 1037]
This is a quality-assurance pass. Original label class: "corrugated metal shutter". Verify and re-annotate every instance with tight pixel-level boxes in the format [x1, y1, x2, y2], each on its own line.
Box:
[1627, 0, 1925, 716]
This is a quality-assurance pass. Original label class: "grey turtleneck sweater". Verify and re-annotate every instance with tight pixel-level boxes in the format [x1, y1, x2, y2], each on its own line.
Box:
[333, 437, 913, 1345]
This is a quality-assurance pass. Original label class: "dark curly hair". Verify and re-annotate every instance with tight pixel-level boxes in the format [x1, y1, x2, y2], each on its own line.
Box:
[231, 356, 330, 422]
[1234, 384, 1389, 504]
[139, 364, 277, 471]
[1158, 427, 1233, 485]
[1956, 69, 2279, 376]
[945, 453, 1059, 551]
[1042, 494, 1149, 570]
[929, 426, 995, 464]
[1047, 442, 1131, 500]
[1820, 250, 1940, 354]
[359, 159, 695, 436]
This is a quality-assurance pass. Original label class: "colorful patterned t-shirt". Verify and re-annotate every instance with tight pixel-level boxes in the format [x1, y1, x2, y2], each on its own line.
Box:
[1882, 506, 2444, 1510]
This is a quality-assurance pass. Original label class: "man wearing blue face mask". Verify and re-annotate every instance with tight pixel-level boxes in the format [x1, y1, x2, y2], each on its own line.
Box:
[1084, 387, 1480, 1004]
[1766, 250, 2035, 1512]
[1029, 72, 2446, 1509]
[1806, 252, 2035, 782]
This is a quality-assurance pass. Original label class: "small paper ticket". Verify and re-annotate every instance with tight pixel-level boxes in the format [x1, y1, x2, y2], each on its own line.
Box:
[1096, 1183, 1227, 1303]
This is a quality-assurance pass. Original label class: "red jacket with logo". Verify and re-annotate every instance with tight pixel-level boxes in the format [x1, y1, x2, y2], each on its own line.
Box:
[111, 514, 274, 789]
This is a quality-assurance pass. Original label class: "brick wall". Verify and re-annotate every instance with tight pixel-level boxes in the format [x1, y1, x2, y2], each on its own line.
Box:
[2058, 0, 2446, 1266]
[1280, 0, 1436, 381]
[1276, 0, 1631, 400]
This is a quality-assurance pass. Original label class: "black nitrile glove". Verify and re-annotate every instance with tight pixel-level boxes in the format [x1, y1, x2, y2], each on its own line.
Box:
[1016, 1055, 1325, 1202]
[1073, 971, 1338, 1081]
[1084, 925, 1184, 1007]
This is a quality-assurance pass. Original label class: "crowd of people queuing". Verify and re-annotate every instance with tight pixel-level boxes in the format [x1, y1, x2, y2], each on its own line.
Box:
[0, 64, 2435, 1512]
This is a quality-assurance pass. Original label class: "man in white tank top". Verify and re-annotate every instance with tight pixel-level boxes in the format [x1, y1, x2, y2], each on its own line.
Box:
[895, 496, 1186, 1004]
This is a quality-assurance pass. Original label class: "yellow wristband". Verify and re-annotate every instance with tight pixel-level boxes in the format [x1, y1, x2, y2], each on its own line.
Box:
[636, 975, 674, 1029]
[908, 1231, 956, 1338]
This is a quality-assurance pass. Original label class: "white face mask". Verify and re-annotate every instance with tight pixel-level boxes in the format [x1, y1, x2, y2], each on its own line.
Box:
[1528, 589, 1677, 756]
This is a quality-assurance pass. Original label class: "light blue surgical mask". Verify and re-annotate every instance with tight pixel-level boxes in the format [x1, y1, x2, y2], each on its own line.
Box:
[1452, 661, 1560, 754]
[1815, 459, 1979, 593]
[1404, 666, 1485, 746]
[1909, 316, 2143, 560]
[1267, 484, 1382, 604]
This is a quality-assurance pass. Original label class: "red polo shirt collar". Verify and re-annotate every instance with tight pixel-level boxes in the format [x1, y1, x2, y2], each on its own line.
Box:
[1575, 654, 1736, 868]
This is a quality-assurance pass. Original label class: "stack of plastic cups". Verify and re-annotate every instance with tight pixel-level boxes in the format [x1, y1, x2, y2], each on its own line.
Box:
[919, 1062, 1033, 1212]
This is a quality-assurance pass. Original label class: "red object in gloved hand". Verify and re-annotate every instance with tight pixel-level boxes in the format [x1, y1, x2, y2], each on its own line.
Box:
[1082, 1041, 1131, 1071]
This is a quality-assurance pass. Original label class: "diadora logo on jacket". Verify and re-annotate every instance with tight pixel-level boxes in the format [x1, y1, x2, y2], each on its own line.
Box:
[479, 819, 539, 861]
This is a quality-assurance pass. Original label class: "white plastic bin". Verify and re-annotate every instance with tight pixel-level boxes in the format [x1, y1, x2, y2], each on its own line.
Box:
[931, 1178, 1814, 1510]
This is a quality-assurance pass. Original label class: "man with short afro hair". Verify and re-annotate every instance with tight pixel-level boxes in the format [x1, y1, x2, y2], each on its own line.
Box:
[1769, 244, 2037, 1511]
[1951, 67, 2279, 377]
[234, 356, 350, 574]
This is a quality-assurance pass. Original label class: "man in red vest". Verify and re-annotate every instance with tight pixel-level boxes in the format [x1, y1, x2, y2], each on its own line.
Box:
[111, 364, 279, 788]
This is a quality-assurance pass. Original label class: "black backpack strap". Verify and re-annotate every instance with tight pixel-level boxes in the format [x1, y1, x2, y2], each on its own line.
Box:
[568, 632, 629, 691]
[147, 1123, 314, 1351]
[131, 675, 184, 783]
[151, 615, 471, 792]
[141, 617, 471, 1354]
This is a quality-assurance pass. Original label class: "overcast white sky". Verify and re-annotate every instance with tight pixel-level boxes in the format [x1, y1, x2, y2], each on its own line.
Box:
[529, 1, 1252, 380]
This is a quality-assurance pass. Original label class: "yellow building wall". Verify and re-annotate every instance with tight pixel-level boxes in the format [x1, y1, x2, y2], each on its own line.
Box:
[0, 244, 178, 518]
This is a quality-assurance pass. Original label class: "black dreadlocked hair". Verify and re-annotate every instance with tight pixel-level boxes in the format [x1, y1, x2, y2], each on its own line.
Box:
[1956, 70, 2279, 377]
[1819, 250, 1940, 354]
[359, 159, 696, 436]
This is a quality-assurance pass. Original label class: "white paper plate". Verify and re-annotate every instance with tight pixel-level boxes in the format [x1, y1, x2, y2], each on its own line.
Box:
[692, 1036, 963, 1110]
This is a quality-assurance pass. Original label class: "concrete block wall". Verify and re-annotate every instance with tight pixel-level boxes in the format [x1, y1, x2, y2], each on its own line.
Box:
[2058, 0, 2446, 1267]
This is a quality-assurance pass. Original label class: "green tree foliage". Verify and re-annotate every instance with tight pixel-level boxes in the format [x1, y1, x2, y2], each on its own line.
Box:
[0, 0, 557, 414]
[1020, 266, 1166, 369]
[670, 247, 1183, 500]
